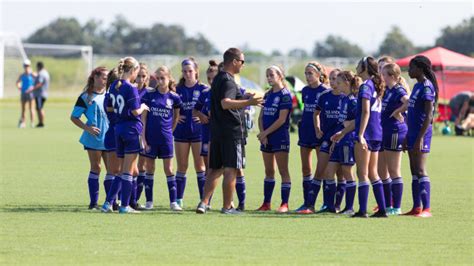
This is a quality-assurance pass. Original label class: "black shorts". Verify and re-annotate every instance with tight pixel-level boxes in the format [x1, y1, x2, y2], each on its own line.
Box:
[209, 138, 245, 170]
[35, 96, 46, 110]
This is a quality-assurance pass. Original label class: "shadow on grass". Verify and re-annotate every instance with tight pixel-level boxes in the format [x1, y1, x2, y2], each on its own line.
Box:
[0, 204, 358, 219]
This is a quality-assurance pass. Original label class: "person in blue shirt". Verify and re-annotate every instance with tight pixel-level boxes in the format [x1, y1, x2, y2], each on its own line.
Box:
[404, 55, 438, 218]
[295, 61, 330, 214]
[173, 58, 207, 208]
[141, 66, 183, 211]
[101, 57, 149, 214]
[16, 60, 35, 128]
[256, 65, 293, 213]
[70, 66, 109, 210]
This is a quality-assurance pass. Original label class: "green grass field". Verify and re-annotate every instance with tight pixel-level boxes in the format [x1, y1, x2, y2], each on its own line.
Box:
[0, 100, 472, 265]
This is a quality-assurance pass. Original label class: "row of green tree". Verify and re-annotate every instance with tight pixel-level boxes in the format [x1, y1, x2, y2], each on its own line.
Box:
[27, 16, 473, 58]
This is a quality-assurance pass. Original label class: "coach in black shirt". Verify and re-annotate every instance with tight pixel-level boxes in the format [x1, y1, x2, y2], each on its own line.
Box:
[196, 48, 263, 214]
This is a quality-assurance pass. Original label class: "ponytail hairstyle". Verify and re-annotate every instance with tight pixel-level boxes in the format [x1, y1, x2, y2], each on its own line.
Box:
[106, 68, 119, 90]
[266, 65, 287, 90]
[410, 55, 439, 103]
[116, 57, 139, 89]
[138, 62, 150, 88]
[357, 56, 385, 98]
[337, 70, 361, 96]
[306, 61, 329, 85]
[84, 66, 108, 96]
[178, 57, 199, 87]
[382, 63, 411, 95]
[155, 65, 177, 92]
[207, 60, 219, 75]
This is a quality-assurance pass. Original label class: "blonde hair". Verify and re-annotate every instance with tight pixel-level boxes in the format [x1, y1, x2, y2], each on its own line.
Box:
[155, 65, 176, 92]
[382, 63, 411, 95]
[116, 57, 139, 89]
[337, 70, 361, 96]
[306, 61, 329, 84]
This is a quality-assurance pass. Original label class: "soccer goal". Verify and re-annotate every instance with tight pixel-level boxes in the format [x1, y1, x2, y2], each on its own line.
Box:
[0, 33, 93, 98]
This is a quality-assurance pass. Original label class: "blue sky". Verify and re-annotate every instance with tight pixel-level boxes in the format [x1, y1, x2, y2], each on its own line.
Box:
[1, 0, 472, 54]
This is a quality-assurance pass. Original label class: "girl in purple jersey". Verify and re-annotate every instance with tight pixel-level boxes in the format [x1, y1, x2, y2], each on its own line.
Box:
[133, 63, 152, 209]
[257, 65, 293, 213]
[174, 58, 207, 208]
[101, 57, 149, 214]
[352, 56, 387, 218]
[295, 61, 330, 214]
[380, 63, 410, 215]
[404, 55, 438, 218]
[329, 71, 362, 215]
[141, 66, 183, 211]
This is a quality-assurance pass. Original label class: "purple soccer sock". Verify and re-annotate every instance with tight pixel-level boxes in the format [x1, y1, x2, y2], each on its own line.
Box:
[176, 172, 187, 200]
[136, 171, 146, 201]
[120, 173, 133, 207]
[335, 180, 346, 209]
[263, 177, 275, 204]
[391, 177, 403, 209]
[103, 174, 114, 201]
[281, 182, 291, 204]
[197, 171, 206, 200]
[302, 175, 313, 207]
[106, 175, 121, 204]
[167, 175, 177, 203]
[358, 181, 370, 213]
[418, 176, 431, 210]
[144, 173, 154, 203]
[130, 176, 138, 206]
[411, 175, 421, 209]
[345, 181, 356, 210]
[382, 178, 392, 208]
[308, 179, 322, 207]
[325, 180, 337, 211]
[372, 179, 386, 212]
[236, 176, 246, 205]
[87, 171, 100, 206]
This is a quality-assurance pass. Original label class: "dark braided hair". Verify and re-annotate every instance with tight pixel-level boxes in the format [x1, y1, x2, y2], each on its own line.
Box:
[410, 55, 439, 103]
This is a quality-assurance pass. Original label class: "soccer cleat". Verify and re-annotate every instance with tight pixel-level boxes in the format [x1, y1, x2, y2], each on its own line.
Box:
[256, 202, 271, 211]
[145, 201, 154, 210]
[319, 204, 327, 212]
[88, 204, 100, 211]
[101, 202, 113, 213]
[170, 202, 182, 211]
[294, 204, 307, 212]
[415, 209, 432, 218]
[351, 211, 368, 218]
[338, 208, 355, 215]
[220, 207, 241, 215]
[277, 203, 289, 213]
[196, 202, 207, 214]
[296, 208, 314, 214]
[176, 199, 184, 208]
[119, 206, 141, 214]
[402, 207, 422, 216]
[388, 208, 402, 215]
[112, 202, 119, 211]
[236, 203, 245, 212]
[370, 210, 388, 218]
[316, 206, 336, 214]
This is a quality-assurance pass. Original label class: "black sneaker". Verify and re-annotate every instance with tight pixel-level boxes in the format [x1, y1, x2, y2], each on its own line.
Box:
[236, 203, 245, 212]
[351, 211, 369, 218]
[196, 202, 207, 214]
[370, 210, 388, 218]
[112, 202, 119, 211]
[88, 204, 100, 210]
[36, 123, 44, 128]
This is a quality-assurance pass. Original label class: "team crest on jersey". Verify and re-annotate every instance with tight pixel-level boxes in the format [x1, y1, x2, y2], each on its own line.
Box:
[193, 90, 201, 98]
[166, 99, 173, 109]
[424, 87, 432, 95]
[322, 141, 329, 148]
[282, 95, 291, 103]
[273, 96, 280, 104]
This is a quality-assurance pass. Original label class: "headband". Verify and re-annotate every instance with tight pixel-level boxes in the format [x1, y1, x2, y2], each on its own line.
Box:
[181, 59, 196, 68]
[268, 65, 283, 75]
[306, 63, 321, 73]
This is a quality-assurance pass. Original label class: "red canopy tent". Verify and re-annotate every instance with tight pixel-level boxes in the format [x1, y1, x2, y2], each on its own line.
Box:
[396, 47, 474, 103]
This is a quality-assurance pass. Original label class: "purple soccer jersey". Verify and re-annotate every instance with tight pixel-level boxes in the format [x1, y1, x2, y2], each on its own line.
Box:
[261, 88, 293, 146]
[381, 84, 408, 130]
[298, 84, 329, 147]
[407, 79, 435, 152]
[194, 87, 211, 144]
[109, 80, 143, 133]
[355, 79, 382, 141]
[142, 89, 182, 145]
[316, 90, 346, 142]
[335, 94, 358, 146]
[174, 83, 207, 142]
